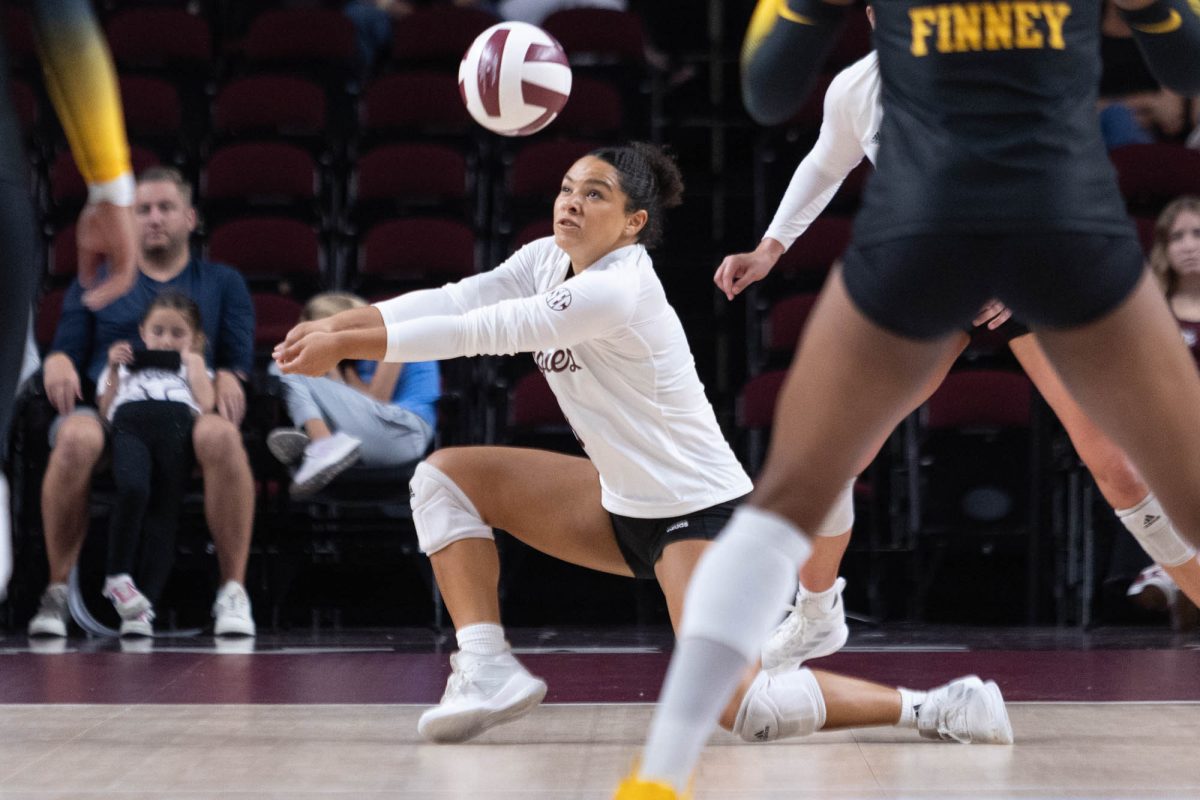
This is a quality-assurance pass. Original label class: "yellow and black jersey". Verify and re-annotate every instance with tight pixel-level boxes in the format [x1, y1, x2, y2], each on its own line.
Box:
[26, 0, 131, 187]
[742, 0, 1200, 243]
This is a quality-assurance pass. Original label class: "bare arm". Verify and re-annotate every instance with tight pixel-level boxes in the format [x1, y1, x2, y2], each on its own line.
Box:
[186, 352, 215, 413]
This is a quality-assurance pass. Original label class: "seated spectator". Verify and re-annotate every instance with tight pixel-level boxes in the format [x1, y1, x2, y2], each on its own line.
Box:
[1125, 195, 1200, 628]
[28, 167, 257, 639]
[268, 292, 438, 497]
[97, 292, 214, 637]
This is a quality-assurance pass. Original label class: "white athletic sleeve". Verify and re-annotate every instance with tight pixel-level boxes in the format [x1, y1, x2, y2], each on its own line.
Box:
[762, 75, 869, 251]
[382, 265, 636, 363]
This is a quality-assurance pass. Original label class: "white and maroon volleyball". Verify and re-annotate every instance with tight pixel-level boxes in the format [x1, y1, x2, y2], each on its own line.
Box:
[458, 22, 572, 137]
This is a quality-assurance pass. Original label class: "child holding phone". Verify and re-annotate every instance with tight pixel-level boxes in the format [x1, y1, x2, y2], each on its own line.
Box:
[97, 291, 214, 636]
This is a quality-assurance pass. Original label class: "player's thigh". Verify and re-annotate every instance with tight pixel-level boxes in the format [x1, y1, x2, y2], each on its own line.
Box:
[424, 446, 630, 576]
[755, 269, 966, 530]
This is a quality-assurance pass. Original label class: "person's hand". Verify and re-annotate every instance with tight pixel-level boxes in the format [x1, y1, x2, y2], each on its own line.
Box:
[76, 202, 137, 311]
[183, 351, 207, 373]
[972, 299, 1012, 330]
[213, 370, 246, 425]
[276, 331, 344, 377]
[273, 319, 334, 362]
[713, 241, 784, 301]
[107, 340, 133, 367]
[42, 353, 82, 415]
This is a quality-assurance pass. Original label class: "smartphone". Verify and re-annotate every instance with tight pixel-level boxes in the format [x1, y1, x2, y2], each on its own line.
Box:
[129, 349, 182, 372]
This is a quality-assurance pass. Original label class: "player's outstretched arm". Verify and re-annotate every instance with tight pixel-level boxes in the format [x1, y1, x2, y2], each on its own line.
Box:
[1118, 0, 1200, 95]
[741, 0, 853, 125]
[31, 0, 136, 309]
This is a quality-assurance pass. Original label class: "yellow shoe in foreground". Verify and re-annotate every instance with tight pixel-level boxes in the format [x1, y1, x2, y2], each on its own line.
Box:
[613, 774, 688, 800]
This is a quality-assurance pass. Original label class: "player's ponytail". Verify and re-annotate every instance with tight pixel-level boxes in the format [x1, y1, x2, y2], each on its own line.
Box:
[590, 142, 684, 248]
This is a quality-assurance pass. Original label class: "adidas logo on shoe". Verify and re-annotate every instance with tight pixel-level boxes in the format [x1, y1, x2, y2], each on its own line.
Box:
[754, 726, 771, 741]
[1144, 514, 1161, 528]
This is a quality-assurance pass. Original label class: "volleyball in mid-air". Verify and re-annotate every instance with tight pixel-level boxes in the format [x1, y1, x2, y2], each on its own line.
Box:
[458, 22, 572, 137]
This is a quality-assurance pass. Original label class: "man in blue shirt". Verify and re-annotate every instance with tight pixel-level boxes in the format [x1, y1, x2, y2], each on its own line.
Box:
[29, 168, 258, 637]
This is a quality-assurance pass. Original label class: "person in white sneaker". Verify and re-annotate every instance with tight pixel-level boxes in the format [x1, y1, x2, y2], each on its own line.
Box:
[276, 142, 1013, 747]
[95, 292, 215, 638]
[713, 6, 1200, 672]
[29, 169, 256, 639]
[268, 292, 437, 498]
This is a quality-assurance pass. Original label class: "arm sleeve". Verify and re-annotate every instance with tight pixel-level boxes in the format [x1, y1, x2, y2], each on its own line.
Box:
[383, 269, 635, 363]
[762, 86, 867, 250]
[30, 0, 132, 187]
[1122, 0, 1200, 95]
[741, 0, 849, 126]
[374, 245, 539, 326]
[48, 280, 92, 369]
[215, 272, 255, 375]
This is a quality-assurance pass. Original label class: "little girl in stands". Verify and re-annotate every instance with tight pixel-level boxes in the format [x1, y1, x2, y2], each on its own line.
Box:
[97, 291, 214, 636]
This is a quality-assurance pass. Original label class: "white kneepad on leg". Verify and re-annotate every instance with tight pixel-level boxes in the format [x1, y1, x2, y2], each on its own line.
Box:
[811, 479, 856, 537]
[734, 668, 826, 742]
[409, 461, 493, 555]
[1119, 495, 1197, 567]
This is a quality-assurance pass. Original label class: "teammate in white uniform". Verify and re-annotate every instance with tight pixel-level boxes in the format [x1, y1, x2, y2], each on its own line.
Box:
[714, 11, 1200, 670]
[276, 143, 1011, 747]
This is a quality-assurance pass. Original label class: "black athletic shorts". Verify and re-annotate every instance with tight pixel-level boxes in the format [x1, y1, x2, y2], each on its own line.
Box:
[610, 495, 748, 580]
[841, 232, 1144, 340]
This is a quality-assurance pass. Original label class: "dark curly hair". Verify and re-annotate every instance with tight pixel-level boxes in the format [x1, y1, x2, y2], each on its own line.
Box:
[589, 142, 684, 249]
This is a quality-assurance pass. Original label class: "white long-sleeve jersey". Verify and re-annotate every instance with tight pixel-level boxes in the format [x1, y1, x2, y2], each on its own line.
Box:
[763, 51, 882, 251]
[373, 238, 753, 518]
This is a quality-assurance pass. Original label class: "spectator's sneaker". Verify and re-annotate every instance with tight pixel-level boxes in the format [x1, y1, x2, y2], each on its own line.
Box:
[290, 432, 362, 498]
[119, 609, 155, 638]
[28, 584, 70, 637]
[417, 650, 548, 743]
[761, 577, 849, 670]
[212, 581, 256, 637]
[1127, 564, 1180, 613]
[916, 676, 1013, 744]
[613, 775, 687, 800]
[267, 427, 310, 466]
[102, 574, 152, 621]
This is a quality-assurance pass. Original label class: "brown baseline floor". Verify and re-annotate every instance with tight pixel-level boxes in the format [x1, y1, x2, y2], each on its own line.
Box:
[0, 625, 1196, 799]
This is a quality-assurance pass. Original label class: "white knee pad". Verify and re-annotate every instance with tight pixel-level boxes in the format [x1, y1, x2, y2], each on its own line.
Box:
[409, 461, 493, 555]
[1118, 494, 1197, 568]
[733, 668, 826, 742]
[680, 506, 812, 661]
[811, 478, 856, 538]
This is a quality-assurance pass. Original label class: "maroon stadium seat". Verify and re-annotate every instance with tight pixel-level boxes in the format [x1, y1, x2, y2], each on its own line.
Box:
[390, 6, 499, 67]
[207, 216, 322, 281]
[105, 8, 212, 73]
[212, 76, 327, 141]
[360, 72, 473, 139]
[358, 218, 476, 287]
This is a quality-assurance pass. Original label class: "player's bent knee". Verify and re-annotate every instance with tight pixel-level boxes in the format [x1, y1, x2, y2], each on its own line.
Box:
[734, 668, 826, 743]
[811, 479, 855, 537]
[410, 461, 493, 556]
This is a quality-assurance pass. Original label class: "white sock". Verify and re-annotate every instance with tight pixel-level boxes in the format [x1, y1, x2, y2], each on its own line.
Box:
[456, 622, 507, 656]
[801, 580, 840, 612]
[640, 506, 813, 790]
[104, 573, 135, 593]
[897, 687, 927, 729]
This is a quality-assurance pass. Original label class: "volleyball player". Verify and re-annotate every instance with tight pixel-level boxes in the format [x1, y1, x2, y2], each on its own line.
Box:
[0, 0, 138, 593]
[713, 7, 1200, 670]
[276, 143, 1011, 748]
[617, 0, 1200, 796]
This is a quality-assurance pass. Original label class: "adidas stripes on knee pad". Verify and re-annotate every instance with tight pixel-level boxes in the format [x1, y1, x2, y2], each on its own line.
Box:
[409, 461, 493, 555]
[1118, 494, 1197, 567]
[733, 668, 826, 742]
